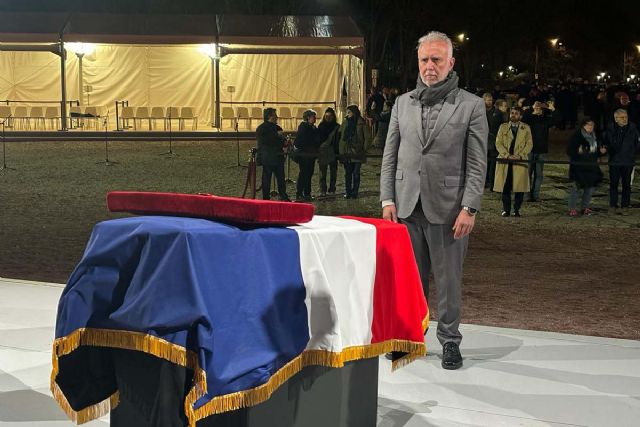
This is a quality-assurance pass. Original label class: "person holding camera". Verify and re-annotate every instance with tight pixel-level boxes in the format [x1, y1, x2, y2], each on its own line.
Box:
[522, 100, 561, 202]
[256, 108, 290, 201]
[566, 118, 606, 217]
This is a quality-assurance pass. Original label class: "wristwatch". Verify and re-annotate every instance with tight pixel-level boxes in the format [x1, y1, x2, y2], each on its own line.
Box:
[462, 206, 477, 216]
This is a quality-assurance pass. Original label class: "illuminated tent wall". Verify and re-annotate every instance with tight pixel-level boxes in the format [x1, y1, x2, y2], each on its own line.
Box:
[0, 13, 364, 130]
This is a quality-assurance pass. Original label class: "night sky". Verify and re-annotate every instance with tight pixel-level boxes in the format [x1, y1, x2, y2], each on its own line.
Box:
[1, 0, 639, 86]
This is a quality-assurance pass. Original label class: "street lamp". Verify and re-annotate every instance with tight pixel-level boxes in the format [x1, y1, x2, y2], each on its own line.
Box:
[199, 43, 220, 128]
[457, 33, 465, 43]
[549, 38, 559, 48]
[65, 43, 95, 106]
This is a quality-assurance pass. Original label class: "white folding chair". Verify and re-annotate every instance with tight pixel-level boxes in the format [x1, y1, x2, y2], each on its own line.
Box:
[220, 107, 236, 130]
[44, 106, 60, 130]
[135, 107, 151, 130]
[179, 107, 197, 130]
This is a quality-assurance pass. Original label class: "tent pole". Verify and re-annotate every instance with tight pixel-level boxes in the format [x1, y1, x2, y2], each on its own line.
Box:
[59, 40, 68, 131]
[214, 57, 221, 129]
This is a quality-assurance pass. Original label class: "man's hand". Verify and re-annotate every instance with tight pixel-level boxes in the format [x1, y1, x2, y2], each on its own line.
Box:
[382, 205, 398, 223]
[452, 209, 476, 239]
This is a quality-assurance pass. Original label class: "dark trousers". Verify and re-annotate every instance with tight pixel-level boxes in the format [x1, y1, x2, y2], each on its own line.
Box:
[502, 165, 524, 213]
[609, 165, 633, 208]
[343, 162, 361, 197]
[296, 158, 316, 198]
[262, 163, 287, 200]
[486, 148, 498, 188]
[401, 202, 467, 346]
[319, 161, 337, 193]
[528, 153, 545, 199]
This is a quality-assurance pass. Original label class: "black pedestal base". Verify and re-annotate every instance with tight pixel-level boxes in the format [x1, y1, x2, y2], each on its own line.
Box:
[110, 349, 379, 427]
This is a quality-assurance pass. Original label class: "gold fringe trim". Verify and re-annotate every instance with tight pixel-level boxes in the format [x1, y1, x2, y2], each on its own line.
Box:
[191, 338, 426, 423]
[51, 328, 427, 427]
[50, 328, 207, 426]
[50, 376, 119, 424]
[422, 313, 430, 333]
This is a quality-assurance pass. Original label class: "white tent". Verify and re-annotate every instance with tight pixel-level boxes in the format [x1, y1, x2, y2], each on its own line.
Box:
[0, 13, 364, 131]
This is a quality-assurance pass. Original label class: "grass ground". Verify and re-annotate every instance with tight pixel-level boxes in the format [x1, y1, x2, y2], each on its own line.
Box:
[1, 129, 638, 339]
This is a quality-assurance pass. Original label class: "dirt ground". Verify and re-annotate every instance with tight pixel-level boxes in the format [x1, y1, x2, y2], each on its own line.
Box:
[1, 131, 639, 340]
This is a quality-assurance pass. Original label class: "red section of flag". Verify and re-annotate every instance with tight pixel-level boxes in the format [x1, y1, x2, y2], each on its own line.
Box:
[107, 191, 314, 225]
[341, 216, 428, 345]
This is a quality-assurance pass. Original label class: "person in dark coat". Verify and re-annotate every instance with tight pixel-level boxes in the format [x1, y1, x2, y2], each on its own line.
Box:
[522, 101, 561, 201]
[256, 107, 290, 201]
[372, 101, 392, 150]
[566, 118, 606, 216]
[338, 105, 367, 199]
[603, 109, 640, 213]
[317, 108, 340, 196]
[486, 98, 507, 190]
[294, 109, 320, 201]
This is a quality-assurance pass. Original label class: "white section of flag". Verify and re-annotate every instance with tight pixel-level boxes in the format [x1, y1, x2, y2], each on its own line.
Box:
[290, 216, 377, 352]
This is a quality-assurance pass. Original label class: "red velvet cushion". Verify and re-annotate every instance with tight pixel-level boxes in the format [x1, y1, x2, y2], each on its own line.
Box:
[107, 192, 314, 225]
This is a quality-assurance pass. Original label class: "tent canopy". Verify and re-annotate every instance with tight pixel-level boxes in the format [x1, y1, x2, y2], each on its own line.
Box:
[0, 13, 364, 130]
[0, 13, 364, 48]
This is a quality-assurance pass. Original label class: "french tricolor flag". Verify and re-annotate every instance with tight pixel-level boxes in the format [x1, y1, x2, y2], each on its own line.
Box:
[52, 198, 428, 426]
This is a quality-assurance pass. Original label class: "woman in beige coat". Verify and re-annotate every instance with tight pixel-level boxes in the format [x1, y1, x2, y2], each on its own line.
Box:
[493, 107, 533, 216]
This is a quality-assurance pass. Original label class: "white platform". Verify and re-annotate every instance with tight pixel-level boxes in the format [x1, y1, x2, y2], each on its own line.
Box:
[1, 277, 639, 427]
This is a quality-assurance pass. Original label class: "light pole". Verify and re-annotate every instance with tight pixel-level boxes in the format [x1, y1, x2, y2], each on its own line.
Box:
[199, 43, 221, 128]
[65, 43, 95, 106]
[456, 33, 471, 86]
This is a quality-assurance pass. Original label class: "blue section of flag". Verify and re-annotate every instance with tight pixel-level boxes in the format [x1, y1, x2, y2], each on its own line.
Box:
[56, 216, 310, 405]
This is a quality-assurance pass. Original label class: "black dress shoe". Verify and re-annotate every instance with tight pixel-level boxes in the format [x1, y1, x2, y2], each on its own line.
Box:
[384, 351, 405, 361]
[514, 211, 521, 217]
[501, 211, 510, 217]
[441, 342, 463, 370]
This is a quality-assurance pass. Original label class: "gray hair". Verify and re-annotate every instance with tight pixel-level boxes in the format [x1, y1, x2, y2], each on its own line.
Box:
[614, 108, 628, 116]
[416, 31, 453, 58]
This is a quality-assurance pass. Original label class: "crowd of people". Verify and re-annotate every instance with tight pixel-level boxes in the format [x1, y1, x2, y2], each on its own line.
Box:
[483, 83, 640, 217]
[256, 79, 640, 214]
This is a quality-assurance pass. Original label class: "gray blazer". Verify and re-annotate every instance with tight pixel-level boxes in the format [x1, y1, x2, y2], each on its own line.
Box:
[380, 88, 488, 224]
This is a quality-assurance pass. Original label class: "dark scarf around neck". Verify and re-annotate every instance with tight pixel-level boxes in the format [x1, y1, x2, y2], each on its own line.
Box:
[413, 71, 459, 106]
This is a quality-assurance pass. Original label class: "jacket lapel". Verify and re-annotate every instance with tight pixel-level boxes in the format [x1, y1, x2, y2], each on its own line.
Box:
[425, 90, 461, 148]
[409, 96, 425, 147]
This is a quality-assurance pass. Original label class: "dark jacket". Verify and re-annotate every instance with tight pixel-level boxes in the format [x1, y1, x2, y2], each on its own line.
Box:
[566, 130, 603, 188]
[338, 117, 367, 163]
[366, 92, 385, 116]
[372, 110, 391, 148]
[487, 108, 506, 150]
[256, 121, 286, 166]
[523, 109, 561, 154]
[603, 122, 640, 166]
[294, 121, 320, 157]
[317, 120, 339, 166]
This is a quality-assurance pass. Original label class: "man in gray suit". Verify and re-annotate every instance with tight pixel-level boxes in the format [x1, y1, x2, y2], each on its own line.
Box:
[380, 31, 488, 370]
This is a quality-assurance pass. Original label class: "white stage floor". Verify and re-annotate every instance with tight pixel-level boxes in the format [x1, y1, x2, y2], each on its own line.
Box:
[1, 277, 638, 427]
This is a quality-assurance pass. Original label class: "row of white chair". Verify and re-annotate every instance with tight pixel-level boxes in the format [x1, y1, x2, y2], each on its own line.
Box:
[119, 106, 197, 131]
[220, 105, 333, 130]
[0, 105, 69, 130]
[0, 105, 105, 130]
